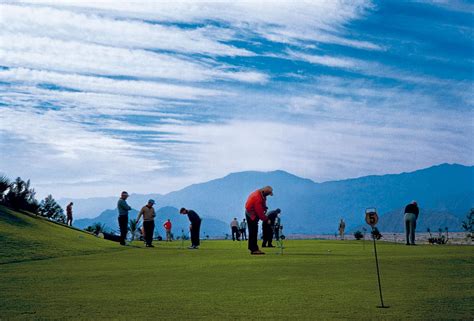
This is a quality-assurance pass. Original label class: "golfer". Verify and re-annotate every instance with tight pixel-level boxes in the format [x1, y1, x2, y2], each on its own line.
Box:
[163, 219, 172, 242]
[404, 201, 420, 245]
[240, 218, 247, 241]
[230, 218, 240, 241]
[117, 191, 132, 246]
[66, 202, 74, 226]
[262, 208, 280, 247]
[338, 218, 346, 240]
[180, 208, 201, 249]
[245, 186, 273, 255]
[137, 199, 156, 247]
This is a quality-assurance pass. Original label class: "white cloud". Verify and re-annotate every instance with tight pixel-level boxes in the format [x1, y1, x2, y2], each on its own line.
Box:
[0, 68, 224, 100]
[11, 1, 380, 50]
[0, 4, 253, 57]
[0, 34, 268, 84]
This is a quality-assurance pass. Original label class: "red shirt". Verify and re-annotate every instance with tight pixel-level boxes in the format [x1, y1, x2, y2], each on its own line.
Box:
[245, 189, 267, 221]
[163, 221, 172, 230]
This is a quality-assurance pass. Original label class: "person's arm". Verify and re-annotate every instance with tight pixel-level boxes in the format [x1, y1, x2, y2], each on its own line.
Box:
[136, 207, 144, 223]
[118, 199, 132, 211]
[254, 198, 268, 221]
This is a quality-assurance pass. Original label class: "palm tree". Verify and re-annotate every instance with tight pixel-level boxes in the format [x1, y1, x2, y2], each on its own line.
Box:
[0, 175, 11, 201]
[128, 218, 139, 241]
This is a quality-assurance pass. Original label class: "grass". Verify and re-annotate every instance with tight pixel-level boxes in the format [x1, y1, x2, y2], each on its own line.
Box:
[0, 206, 473, 320]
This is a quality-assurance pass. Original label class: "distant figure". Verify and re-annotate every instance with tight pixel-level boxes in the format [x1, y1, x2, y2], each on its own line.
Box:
[262, 208, 280, 247]
[163, 219, 172, 242]
[404, 201, 420, 245]
[245, 186, 273, 255]
[338, 219, 346, 240]
[274, 213, 282, 240]
[117, 191, 132, 246]
[240, 219, 247, 241]
[230, 218, 240, 241]
[137, 199, 156, 247]
[180, 208, 201, 249]
[66, 202, 74, 226]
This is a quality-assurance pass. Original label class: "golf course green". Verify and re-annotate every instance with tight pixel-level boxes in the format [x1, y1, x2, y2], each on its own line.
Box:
[1, 206, 473, 320]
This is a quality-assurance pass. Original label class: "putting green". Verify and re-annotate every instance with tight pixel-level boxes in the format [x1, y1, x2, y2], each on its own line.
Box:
[1, 206, 473, 320]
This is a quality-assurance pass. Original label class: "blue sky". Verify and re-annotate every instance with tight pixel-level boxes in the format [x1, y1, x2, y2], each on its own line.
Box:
[0, 0, 473, 198]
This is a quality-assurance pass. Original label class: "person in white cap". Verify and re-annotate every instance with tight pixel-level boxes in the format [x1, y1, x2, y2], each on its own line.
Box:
[137, 199, 156, 247]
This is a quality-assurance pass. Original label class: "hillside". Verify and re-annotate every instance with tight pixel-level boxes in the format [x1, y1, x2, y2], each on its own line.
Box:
[63, 163, 474, 234]
[0, 205, 121, 264]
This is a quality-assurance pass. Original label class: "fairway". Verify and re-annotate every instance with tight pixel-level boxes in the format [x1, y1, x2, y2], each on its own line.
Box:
[1, 207, 473, 320]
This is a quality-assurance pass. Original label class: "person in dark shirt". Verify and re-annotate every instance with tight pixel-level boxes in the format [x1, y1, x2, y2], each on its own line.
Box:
[180, 208, 201, 249]
[404, 201, 420, 245]
[117, 191, 132, 246]
[262, 208, 280, 247]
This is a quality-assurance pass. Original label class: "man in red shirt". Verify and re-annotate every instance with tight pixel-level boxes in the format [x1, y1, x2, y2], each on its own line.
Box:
[245, 186, 273, 255]
[163, 219, 172, 242]
[66, 202, 73, 226]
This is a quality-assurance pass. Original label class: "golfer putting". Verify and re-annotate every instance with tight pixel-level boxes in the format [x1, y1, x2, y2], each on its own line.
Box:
[244, 186, 274, 255]
[179, 208, 201, 249]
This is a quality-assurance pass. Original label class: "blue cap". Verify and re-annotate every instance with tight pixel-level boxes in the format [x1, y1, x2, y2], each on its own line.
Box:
[148, 199, 155, 204]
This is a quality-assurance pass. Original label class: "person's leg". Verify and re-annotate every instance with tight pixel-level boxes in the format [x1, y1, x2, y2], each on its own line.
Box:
[118, 216, 128, 245]
[247, 217, 259, 252]
[262, 224, 270, 247]
[193, 221, 201, 247]
[232, 227, 236, 241]
[143, 221, 149, 245]
[268, 226, 274, 246]
[145, 221, 154, 246]
[409, 216, 416, 245]
[404, 215, 410, 245]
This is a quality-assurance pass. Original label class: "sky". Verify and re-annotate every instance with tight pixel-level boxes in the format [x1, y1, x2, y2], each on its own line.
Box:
[0, 0, 473, 199]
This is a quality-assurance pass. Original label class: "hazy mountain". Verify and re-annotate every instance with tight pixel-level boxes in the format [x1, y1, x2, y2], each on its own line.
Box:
[74, 206, 229, 237]
[67, 163, 473, 234]
[353, 208, 463, 233]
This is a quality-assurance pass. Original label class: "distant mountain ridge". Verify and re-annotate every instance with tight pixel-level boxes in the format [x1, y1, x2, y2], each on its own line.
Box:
[65, 163, 474, 233]
[74, 206, 229, 237]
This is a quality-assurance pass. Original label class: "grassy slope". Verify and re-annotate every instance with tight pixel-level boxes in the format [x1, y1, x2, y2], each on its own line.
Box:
[0, 205, 121, 264]
[0, 206, 473, 320]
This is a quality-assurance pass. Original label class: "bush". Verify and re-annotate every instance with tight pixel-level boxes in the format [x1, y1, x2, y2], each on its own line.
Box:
[353, 230, 364, 240]
[371, 227, 382, 240]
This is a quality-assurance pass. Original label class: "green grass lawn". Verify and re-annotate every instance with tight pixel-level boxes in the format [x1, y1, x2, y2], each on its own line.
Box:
[1, 206, 473, 320]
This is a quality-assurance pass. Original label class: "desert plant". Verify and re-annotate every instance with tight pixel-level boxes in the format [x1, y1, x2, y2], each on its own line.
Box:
[86, 223, 106, 235]
[128, 218, 139, 241]
[353, 230, 363, 240]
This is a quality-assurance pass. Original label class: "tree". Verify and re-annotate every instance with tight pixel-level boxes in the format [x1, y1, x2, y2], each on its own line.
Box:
[0, 175, 10, 202]
[462, 209, 473, 238]
[39, 194, 66, 223]
[5, 177, 39, 212]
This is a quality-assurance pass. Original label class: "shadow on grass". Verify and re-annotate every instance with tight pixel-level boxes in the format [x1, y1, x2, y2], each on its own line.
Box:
[0, 208, 32, 228]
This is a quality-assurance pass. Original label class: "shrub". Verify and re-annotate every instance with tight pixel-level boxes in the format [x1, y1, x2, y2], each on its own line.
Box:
[353, 230, 363, 240]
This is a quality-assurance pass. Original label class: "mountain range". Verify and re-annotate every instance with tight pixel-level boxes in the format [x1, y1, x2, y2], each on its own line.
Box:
[68, 163, 473, 235]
